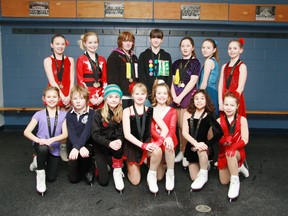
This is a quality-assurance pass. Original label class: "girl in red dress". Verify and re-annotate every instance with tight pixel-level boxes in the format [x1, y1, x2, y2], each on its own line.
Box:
[151, 79, 177, 194]
[217, 92, 249, 201]
[122, 83, 168, 195]
[77, 32, 107, 109]
[44, 34, 74, 111]
[218, 38, 247, 117]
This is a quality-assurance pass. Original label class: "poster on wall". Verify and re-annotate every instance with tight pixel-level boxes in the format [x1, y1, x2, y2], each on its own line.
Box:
[104, 2, 124, 18]
[29, 2, 49, 16]
[256, 6, 275, 21]
[181, 5, 200, 20]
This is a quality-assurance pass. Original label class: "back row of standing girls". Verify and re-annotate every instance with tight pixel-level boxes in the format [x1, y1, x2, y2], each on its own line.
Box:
[33, 29, 248, 199]
[43, 30, 247, 117]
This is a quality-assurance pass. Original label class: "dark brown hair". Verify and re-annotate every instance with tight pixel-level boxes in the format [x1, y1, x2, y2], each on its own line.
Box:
[187, 89, 215, 114]
[179, 36, 196, 58]
[150, 29, 164, 39]
[202, 38, 219, 62]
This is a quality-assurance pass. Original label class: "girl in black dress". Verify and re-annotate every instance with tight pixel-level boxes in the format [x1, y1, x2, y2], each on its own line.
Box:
[122, 83, 168, 195]
[182, 89, 223, 191]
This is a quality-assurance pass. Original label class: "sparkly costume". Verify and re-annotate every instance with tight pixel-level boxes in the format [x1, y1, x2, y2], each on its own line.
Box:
[184, 113, 223, 162]
[49, 56, 72, 107]
[218, 113, 246, 169]
[151, 107, 178, 151]
[76, 53, 107, 109]
[222, 62, 246, 117]
[123, 107, 153, 165]
[171, 58, 200, 108]
[199, 57, 219, 115]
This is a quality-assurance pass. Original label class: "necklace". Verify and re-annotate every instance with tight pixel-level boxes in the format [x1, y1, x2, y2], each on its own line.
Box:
[51, 50, 65, 89]
[84, 51, 102, 88]
[46, 108, 58, 138]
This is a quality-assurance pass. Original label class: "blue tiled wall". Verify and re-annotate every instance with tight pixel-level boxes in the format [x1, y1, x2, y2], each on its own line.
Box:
[1, 19, 288, 128]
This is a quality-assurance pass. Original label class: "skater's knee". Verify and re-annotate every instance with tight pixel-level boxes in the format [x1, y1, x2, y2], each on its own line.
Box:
[128, 174, 140, 186]
[219, 178, 230, 185]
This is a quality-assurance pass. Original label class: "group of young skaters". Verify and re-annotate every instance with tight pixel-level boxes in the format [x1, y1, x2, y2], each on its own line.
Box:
[23, 29, 249, 202]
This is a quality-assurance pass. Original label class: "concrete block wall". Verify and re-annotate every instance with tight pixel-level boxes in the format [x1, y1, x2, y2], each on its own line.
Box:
[1, 23, 288, 129]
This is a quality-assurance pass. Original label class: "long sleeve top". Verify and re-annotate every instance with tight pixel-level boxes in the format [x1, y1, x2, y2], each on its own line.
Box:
[66, 107, 94, 150]
[91, 108, 124, 149]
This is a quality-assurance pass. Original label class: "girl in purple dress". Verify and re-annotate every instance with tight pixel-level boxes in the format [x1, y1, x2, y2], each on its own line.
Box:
[171, 37, 200, 168]
[24, 86, 68, 196]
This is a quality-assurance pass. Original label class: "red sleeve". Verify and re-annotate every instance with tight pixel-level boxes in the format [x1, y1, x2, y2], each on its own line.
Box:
[151, 119, 160, 141]
[166, 108, 177, 138]
[76, 55, 85, 86]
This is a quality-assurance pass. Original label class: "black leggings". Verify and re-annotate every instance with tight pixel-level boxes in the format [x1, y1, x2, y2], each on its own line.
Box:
[94, 146, 122, 186]
[34, 144, 59, 182]
[68, 143, 95, 183]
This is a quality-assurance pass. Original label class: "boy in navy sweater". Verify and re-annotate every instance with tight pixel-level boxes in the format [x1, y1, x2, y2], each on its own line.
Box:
[66, 85, 95, 185]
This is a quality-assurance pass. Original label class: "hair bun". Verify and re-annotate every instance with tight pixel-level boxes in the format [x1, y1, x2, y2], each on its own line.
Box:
[157, 79, 165, 84]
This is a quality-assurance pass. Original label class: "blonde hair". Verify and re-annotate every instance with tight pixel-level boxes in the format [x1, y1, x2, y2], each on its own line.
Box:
[132, 83, 147, 95]
[70, 85, 90, 105]
[78, 32, 99, 51]
[43, 86, 59, 97]
[101, 99, 123, 124]
[151, 79, 172, 106]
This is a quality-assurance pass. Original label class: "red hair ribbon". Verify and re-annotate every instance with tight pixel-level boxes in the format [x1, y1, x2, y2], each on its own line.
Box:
[239, 38, 245, 45]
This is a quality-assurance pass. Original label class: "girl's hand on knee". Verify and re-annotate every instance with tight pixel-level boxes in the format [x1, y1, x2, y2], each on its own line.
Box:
[109, 140, 121, 151]
[164, 137, 174, 152]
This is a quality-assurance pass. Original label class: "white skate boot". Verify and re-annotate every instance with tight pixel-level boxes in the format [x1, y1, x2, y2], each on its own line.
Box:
[174, 151, 183, 163]
[165, 169, 175, 194]
[182, 157, 189, 168]
[238, 164, 249, 178]
[191, 169, 208, 191]
[228, 175, 240, 201]
[36, 169, 46, 196]
[113, 168, 125, 194]
[147, 170, 158, 195]
[29, 156, 37, 172]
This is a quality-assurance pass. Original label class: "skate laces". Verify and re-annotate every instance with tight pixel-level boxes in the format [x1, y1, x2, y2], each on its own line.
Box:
[230, 177, 239, 185]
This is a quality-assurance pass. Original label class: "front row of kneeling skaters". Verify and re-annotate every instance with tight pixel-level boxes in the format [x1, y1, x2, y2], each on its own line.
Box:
[24, 81, 248, 200]
[23, 82, 174, 196]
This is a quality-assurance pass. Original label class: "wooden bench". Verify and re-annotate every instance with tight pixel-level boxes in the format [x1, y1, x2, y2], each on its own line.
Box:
[246, 111, 288, 115]
[0, 107, 43, 112]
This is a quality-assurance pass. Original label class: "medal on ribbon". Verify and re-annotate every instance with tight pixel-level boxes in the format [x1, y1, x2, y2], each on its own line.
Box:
[84, 52, 102, 88]
[126, 62, 133, 82]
